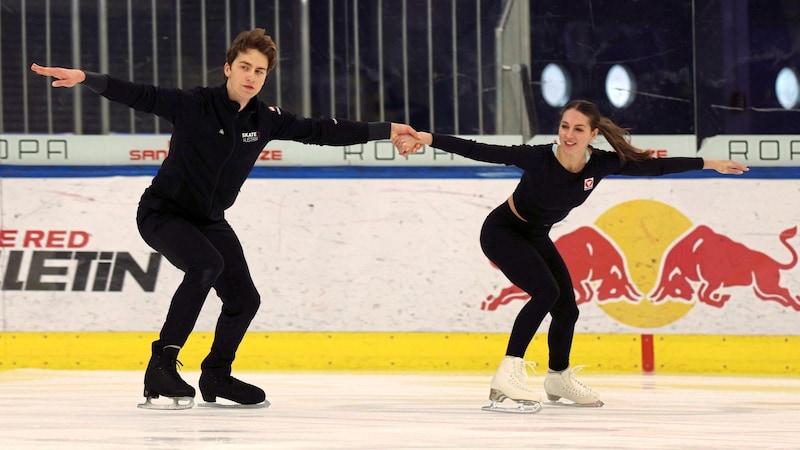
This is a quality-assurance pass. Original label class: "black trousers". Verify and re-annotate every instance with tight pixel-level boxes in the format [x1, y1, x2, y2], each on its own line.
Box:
[136, 206, 261, 374]
[479, 202, 579, 371]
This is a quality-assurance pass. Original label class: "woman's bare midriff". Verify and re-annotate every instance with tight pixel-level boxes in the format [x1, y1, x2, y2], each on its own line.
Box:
[507, 196, 527, 222]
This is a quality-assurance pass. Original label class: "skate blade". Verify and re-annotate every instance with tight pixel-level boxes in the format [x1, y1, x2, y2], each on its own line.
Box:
[137, 396, 195, 410]
[544, 399, 604, 408]
[481, 400, 542, 414]
[198, 399, 271, 409]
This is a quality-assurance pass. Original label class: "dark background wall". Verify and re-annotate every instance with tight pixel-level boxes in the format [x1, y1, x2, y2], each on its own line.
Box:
[1, 0, 798, 143]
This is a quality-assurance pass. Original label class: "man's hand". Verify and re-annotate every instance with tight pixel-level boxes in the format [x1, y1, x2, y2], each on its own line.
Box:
[390, 123, 420, 141]
[31, 63, 86, 88]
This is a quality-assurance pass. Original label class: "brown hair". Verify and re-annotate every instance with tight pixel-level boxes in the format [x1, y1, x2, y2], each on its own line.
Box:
[225, 28, 278, 75]
[561, 99, 652, 163]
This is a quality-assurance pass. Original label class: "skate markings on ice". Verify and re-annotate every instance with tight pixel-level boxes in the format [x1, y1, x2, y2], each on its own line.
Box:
[198, 399, 271, 409]
[137, 396, 195, 410]
[3, 372, 800, 449]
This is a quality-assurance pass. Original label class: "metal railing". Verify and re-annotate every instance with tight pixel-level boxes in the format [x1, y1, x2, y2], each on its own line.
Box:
[1, 0, 523, 137]
[494, 0, 535, 140]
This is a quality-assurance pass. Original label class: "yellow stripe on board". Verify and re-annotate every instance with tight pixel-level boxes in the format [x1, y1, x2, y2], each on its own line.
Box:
[655, 335, 799, 374]
[0, 332, 797, 375]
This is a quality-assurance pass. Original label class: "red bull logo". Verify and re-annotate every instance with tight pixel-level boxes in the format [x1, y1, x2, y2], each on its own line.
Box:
[484, 199, 800, 328]
[651, 225, 800, 310]
[482, 226, 640, 309]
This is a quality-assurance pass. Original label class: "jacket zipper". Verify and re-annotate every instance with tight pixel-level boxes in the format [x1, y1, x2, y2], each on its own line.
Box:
[208, 119, 238, 217]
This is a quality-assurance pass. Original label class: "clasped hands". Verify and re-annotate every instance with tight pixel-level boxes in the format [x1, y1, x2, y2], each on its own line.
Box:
[390, 125, 427, 157]
[394, 135, 424, 157]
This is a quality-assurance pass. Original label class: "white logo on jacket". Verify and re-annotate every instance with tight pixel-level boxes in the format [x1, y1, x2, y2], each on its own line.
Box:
[584, 177, 594, 191]
[241, 131, 259, 143]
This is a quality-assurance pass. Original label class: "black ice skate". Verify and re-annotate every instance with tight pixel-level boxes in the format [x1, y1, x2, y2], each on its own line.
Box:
[137, 344, 196, 410]
[198, 372, 269, 408]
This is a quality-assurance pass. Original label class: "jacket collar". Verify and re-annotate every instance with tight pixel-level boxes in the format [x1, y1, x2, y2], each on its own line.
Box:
[218, 82, 258, 114]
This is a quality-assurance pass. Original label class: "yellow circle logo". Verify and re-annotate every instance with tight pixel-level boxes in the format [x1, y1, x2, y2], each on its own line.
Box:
[592, 199, 694, 327]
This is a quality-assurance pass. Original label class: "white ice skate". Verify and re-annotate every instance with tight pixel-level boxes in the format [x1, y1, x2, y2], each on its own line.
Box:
[543, 365, 603, 407]
[137, 396, 195, 410]
[481, 356, 542, 414]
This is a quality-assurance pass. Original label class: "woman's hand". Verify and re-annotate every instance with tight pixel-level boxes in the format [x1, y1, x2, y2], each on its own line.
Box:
[704, 159, 749, 175]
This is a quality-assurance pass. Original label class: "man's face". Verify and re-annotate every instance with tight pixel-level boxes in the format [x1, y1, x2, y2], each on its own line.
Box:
[224, 48, 269, 104]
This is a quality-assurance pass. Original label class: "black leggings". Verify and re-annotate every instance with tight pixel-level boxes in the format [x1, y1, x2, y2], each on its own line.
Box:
[136, 206, 260, 372]
[479, 202, 579, 371]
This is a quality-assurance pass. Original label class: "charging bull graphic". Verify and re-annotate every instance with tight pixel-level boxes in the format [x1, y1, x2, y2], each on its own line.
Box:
[482, 226, 640, 311]
[557, 226, 641, 304]
[649, 225, 800, 311]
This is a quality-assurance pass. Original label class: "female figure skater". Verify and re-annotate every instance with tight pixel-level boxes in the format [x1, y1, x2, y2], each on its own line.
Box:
[394, 99, 747, 411]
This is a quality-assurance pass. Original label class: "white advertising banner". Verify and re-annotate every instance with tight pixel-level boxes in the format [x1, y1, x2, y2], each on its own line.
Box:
[1, 174, 799, 335]
[0, 134, 523, 167]
[0, 133, 761, 166]
[698, 134, 800, 166]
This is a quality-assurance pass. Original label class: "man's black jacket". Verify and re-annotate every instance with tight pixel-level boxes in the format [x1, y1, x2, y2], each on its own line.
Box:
[84, 73, 391, 220]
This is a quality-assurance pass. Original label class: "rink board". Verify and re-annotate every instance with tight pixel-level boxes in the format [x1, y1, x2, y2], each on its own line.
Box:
[1, 162, 800, 375]
[1, 331, 798, 375]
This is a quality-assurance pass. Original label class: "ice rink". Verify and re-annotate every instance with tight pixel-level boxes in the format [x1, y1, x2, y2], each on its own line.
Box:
[0, 370, 798, 449]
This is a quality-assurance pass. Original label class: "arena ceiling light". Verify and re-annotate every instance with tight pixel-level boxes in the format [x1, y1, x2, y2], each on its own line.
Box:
[605, 64, 636, 109]
[776, 67, 799, 110]
[541, 63, 571, 107]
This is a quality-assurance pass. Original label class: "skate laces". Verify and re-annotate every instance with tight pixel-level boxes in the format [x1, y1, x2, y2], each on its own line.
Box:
[166, 358, 185, 380]
[560, 365, 594, 395]
[510, 358, 537, 385]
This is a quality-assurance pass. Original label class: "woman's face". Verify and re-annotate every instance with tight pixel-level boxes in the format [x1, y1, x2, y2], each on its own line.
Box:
[558, 108, 598, 151]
